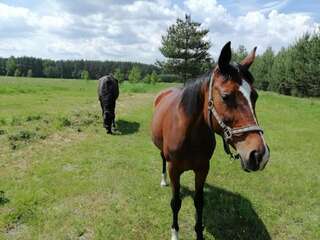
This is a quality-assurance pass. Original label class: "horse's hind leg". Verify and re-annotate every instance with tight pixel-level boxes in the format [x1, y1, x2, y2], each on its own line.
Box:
[194, 168, 209, 240]
[160, 152, 168, 187]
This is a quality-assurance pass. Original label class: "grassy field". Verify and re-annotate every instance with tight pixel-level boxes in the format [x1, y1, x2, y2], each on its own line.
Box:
[0, 76, 319, 240]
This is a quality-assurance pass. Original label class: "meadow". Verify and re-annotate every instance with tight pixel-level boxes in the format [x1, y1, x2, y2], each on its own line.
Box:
[0, 76, 319, 240]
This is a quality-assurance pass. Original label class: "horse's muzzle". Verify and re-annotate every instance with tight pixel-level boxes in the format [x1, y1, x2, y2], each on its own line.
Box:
[240, 145, 270, 172]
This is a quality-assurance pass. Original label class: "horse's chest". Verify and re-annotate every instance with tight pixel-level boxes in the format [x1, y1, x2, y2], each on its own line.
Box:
[186, 135, 214, 157]
[168, 130, 215, 165]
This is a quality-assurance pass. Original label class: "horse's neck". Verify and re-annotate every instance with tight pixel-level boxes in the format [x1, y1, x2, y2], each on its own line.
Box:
[185, 82, 211, 130]
[200, 82, 211, 127]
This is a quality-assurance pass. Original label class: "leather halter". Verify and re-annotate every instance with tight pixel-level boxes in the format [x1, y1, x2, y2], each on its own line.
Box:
[207, 69, 264, 159]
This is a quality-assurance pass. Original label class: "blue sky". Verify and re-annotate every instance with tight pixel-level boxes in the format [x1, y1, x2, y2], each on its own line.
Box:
[0, 0, 319, 63]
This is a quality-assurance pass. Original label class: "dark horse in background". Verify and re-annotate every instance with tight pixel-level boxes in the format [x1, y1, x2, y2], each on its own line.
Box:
[98, 74, 119, 134]
[151, 42, 270, 240]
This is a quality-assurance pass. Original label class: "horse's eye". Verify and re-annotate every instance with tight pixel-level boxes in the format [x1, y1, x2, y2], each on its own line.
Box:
[221, 93, 231, 102]
[221, 93, 236, 106]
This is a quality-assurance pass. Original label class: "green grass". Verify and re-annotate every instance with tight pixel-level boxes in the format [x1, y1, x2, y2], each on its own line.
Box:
[0, 76, 319, 239]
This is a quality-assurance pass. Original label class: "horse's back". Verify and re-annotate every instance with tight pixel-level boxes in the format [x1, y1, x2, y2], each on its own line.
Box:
[154, 88, 177, 107]
[98, 75, 119, 99]
[152, 88, 181, 150]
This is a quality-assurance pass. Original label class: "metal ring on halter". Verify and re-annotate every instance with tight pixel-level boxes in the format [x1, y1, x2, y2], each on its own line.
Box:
[208, 100, 214, 110]
[223, 126, 232, 141]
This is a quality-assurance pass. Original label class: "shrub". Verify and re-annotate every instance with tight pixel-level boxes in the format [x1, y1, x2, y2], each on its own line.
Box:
[81, 70, 90, 80]
[59, 117, 72, 127]
[159, 74, 181, 82]
[27, 69, 33, 77]
[8, 130, 36, 142]
[128, 65, 141, 83]
[26, 115, 42, 121]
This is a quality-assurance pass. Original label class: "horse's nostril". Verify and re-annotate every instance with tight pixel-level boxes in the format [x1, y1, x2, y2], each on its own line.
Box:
[249, 150, 262, 165]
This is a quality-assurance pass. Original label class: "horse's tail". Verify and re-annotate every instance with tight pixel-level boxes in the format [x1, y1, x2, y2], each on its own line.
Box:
[153, 88, 174, 108]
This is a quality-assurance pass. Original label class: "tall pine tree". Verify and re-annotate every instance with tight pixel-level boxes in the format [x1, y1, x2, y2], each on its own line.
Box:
[159, 15, 211, 83]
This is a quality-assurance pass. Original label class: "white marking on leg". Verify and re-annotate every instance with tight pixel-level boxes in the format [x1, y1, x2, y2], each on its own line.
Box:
[171, 228, 179, 240]
[160, 173, 168, 187]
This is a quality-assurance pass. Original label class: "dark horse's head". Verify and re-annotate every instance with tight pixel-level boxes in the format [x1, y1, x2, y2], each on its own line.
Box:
[210, 42, 270, 172]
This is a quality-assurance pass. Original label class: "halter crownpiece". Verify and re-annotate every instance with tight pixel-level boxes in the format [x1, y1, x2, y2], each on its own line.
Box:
[207, 70, 264, 159]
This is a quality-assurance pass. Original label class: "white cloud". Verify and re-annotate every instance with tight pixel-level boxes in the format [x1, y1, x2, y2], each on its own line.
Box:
[184, 1, 319, 57]
[0, 1, 318, 63]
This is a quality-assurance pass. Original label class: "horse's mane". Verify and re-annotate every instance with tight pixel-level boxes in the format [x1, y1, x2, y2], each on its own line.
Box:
[180, 63, 253, 117]
[180, 71, 211, 117]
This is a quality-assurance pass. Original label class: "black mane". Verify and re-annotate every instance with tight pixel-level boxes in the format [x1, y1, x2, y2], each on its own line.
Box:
[180, 63, 254, 117]
[180, 71, 211, 117]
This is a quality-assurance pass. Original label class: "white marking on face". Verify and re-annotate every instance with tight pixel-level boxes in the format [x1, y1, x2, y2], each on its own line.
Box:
[239, 79, 253, 110]
[239, 79, 269, 170]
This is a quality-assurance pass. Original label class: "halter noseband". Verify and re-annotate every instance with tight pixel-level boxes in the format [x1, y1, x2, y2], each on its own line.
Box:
[207, 70, 264, 160]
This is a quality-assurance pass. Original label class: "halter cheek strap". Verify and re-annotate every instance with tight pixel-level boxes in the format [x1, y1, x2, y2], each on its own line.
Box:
[207, 71, 264, 160]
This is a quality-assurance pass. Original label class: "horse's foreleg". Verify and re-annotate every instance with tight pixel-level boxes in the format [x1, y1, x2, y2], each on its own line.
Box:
[112, 116, 116, 129]
[112, 103, 116, 129]
[160, 152, 168, 187]
[194, 169, 208, 240]
[169, 164, 181, 240]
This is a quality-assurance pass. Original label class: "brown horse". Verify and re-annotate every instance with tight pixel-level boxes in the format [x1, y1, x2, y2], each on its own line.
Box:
[151, 42, 270, 240]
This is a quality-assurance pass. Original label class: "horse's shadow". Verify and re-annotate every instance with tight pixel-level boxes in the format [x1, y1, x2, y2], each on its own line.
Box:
[180, 184, 271, 240]
[115, 119, 140, 135]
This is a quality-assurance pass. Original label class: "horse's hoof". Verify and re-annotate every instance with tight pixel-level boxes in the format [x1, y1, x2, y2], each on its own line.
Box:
[160, 180, 168, 187]
[171, 228, 179, 240]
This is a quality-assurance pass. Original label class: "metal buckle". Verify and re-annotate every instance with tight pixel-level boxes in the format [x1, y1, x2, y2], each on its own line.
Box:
[223, 127, 232, 141]
[230, 153, 240, 161]
[208, 100, 214, 110]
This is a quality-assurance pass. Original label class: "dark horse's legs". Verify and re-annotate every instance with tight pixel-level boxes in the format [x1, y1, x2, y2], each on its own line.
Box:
[160, 152, 168, 187]
[105, 111, 113, 134]
[194, 169, 209, 240]
[112, 102, 116, 129]
[99, 99, 114, 134]
[169, 163, 181, 240]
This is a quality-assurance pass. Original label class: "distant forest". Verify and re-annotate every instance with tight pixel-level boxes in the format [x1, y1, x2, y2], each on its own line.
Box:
[0, 31, 319, 97]
[0, 57, 158, 80]
[232, 32, 320, 97]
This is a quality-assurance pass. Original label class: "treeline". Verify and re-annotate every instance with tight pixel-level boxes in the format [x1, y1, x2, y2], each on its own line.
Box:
[0, 57, 158, 80]
[233, 32, 320, 97]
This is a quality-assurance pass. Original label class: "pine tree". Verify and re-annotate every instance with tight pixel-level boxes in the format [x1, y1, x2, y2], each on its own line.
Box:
[14, 68, 21, 77]
[114, 68, 125, 83]
[159, 15, 211, 83]
[251, 47, 274, 90]
[143, 74, 152, 83]
[232, 45, 248, 63]
[27, 69, 33, 78]
[128, 65, 141, 83]
[81, 70, 90, 80]
[6, 56, 16, 76]
[150, 71, 160, 85]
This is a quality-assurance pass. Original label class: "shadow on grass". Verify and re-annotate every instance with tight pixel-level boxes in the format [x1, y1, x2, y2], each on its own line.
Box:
[0, 191, 10, 206]
[180, 184, 271, 240]
[115, 119, 140, 135]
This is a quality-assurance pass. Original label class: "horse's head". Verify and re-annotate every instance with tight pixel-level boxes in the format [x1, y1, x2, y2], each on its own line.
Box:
[210, 42, 270, 172]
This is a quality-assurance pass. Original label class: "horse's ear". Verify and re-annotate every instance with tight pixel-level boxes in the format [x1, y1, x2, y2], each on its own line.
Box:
[241, 46, 257, 69]
[218, 41, 232, 73]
